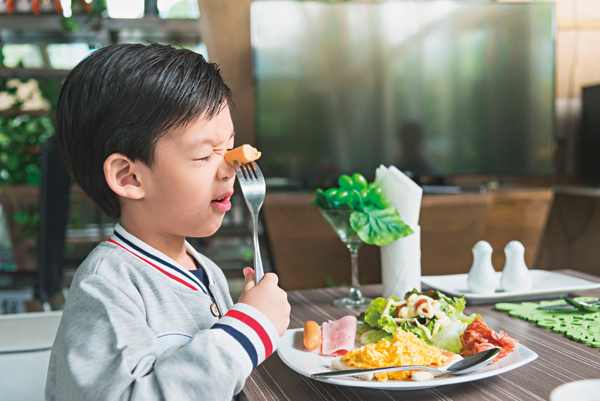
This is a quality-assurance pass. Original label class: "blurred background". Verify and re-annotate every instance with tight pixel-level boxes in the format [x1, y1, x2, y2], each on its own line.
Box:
[1, 0, 600, 313]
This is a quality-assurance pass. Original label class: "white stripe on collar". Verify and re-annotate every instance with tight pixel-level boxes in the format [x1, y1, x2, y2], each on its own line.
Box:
[108, 223, 210, 294]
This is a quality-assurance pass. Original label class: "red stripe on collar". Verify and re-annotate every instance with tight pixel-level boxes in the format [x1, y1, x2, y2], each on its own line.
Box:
[107, 238, 199, 292]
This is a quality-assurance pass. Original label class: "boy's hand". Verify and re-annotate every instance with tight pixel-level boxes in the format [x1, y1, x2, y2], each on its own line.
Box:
[238, 267, 290, 336]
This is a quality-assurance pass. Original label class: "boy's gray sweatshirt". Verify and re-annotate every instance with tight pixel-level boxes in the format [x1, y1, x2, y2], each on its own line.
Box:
[45, 224, 279, 401]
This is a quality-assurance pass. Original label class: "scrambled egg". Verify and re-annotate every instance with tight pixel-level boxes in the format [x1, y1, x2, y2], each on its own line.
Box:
[342, 327, 447, 381]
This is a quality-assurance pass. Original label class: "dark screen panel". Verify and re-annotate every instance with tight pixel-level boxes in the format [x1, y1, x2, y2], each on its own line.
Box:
[252, 1, 555, 186]
[579, 85, 600, 182]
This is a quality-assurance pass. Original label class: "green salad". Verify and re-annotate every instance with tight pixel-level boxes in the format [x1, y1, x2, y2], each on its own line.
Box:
[310, 173, 413, 246]
[357, 289, 479, 354]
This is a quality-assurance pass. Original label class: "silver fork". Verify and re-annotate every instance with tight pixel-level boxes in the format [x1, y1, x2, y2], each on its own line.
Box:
[233, 161, 266, 283]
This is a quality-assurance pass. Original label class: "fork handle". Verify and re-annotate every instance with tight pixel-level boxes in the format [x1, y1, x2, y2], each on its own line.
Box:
[251, 215, 264, 283]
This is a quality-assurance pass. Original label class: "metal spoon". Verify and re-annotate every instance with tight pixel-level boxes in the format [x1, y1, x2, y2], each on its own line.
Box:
[562, 297, 600, 313]
[311, 347, 500, 379]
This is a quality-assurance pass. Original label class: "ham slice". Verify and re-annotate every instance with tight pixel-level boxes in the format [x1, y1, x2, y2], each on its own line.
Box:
[460, 317, 519, 361]
[321, 315, 357, 356]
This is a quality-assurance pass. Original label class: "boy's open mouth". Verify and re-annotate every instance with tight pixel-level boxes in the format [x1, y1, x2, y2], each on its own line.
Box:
[211, 193, 233, 211]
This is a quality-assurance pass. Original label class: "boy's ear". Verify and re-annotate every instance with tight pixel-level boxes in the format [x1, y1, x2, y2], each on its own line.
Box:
[103, 153, 145, 200]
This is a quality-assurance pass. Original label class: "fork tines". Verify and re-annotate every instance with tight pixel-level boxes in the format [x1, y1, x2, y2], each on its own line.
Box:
[236, 161, 261, 180]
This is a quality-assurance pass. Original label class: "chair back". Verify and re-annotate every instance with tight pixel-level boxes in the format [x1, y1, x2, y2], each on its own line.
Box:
[0, 311, 62, 401]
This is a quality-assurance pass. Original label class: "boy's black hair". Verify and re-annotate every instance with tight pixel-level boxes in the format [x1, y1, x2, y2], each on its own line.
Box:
[55, 42, 233, 219]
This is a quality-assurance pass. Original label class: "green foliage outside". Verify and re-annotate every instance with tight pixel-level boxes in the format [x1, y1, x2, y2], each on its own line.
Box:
[0, 52, 61, 250]
[60, 0, 108, 32]
[0, 114, 55, 187]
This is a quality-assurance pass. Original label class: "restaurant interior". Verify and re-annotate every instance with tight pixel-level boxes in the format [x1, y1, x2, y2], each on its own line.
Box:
[1, 0, 600, 400]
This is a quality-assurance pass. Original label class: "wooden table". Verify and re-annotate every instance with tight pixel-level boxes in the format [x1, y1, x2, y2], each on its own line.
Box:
[243, 270, 600, 401]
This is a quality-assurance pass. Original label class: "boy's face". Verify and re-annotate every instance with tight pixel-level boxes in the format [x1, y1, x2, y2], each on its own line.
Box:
[140, 105, 235, 238]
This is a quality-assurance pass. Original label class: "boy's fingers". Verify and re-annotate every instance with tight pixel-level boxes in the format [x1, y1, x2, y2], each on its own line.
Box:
[263, 272, 279, 285]
[243, 267, 256, 290]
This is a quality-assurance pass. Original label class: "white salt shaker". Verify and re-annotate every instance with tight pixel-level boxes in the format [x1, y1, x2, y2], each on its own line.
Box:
[500, 240, 532, 292]
[467, 240, 498, 294]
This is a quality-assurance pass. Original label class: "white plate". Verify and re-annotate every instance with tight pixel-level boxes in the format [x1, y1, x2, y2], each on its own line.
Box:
[277, 328, 538, 390]
[421, 270, 600, 304]
[550, 379, 600, 401]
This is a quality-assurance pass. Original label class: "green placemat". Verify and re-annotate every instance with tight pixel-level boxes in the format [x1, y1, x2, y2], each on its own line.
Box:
[495, 297, 600, 348]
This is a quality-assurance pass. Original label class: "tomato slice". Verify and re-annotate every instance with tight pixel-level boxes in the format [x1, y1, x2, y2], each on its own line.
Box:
[415, 298, 428, 313]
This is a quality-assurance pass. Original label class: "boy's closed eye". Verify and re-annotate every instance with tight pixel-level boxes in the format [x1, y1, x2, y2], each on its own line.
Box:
[195, 148, 234, 162]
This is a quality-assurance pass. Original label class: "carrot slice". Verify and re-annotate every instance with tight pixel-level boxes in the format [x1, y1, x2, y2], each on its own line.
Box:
[224, 144, 261, 166]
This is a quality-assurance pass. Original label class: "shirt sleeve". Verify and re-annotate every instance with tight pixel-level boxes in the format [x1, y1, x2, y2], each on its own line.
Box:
[45, 273, 279, 401]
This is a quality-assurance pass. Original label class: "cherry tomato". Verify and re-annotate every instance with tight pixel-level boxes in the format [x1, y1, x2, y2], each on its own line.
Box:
[415, 298, 428, 313]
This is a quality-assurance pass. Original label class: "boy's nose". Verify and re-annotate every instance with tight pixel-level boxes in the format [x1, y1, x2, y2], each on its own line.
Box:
[218, 157, 235, 181]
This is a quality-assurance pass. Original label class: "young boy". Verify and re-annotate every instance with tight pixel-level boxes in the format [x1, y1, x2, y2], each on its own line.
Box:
[46, 43, 290, 401]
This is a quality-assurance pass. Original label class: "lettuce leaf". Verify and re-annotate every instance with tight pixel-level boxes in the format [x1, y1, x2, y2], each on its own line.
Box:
[404, 288, 420, 300]
[363, 297, 388, 328]
[363, 296, 400, 334]
[360, 328, 393, 345]
[361, 292, 477, 351]
[357, 322, 393, 344]
[459, 312, 479, 324]
[356, 322, 371, 336]
[378, 313, 399, 334]
[440, 293, 479, 325]
[400, 321, 435, 346]
[431, 320, 468, 353]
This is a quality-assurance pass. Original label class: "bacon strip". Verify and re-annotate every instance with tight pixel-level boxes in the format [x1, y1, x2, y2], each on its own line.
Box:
[460, 317, 518, 361]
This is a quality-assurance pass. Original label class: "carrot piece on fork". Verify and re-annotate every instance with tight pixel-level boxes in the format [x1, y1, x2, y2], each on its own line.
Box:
[225, 144, 262, 166]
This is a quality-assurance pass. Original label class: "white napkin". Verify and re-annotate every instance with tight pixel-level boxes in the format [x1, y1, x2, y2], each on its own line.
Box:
[375, 165, 423, 298]
[374, 165, 422, 227]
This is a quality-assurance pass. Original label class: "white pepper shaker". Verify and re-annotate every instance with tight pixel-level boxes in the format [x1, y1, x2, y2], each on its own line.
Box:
[500, 240, 532, 292]
[467, 240, 498, 294]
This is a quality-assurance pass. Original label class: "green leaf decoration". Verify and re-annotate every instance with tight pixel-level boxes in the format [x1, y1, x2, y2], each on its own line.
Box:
[310, 173, 414, 246]
[349, 207, 413, 246]
[309, 189, 332, 209]
[495, 297, 600, 348]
